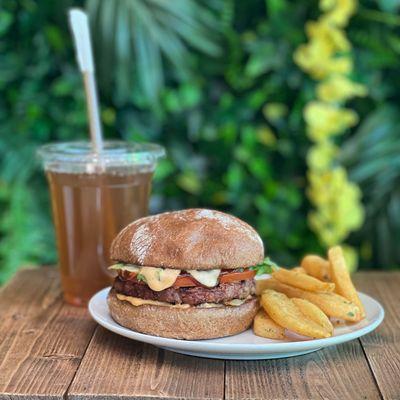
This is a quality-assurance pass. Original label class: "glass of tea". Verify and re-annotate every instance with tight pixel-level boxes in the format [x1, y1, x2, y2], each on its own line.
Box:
[38, 141, 164, 306]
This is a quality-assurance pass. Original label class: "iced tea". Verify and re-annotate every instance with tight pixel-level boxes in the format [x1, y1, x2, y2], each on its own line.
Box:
[38, 141, 164, 306]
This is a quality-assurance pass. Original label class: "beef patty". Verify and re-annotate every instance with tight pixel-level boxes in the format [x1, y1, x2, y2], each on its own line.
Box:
[113, 277, 256, 306]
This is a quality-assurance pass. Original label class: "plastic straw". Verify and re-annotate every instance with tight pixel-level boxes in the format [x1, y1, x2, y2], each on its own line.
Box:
[69, 9, 103, 154]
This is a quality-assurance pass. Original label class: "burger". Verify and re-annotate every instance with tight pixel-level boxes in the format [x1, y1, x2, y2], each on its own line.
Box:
[107, 208, 264, 340]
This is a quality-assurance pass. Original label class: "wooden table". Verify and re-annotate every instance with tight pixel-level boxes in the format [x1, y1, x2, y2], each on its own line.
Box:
[0, 268, 398, 400]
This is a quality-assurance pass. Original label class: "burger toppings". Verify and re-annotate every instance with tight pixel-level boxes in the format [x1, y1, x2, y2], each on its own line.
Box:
[109, 264, 140, 273]
[250, 256, 279, 275]
[109, 261, 258, 309]
[115, 293, 252, 309]
[135, 266, 181, 291]
[219, 270, 256, 284]
[187, 269, 220, 287]
[109, 263, 256, 291]
[115, 293, 191, 309]
[113, 278, 255, 306]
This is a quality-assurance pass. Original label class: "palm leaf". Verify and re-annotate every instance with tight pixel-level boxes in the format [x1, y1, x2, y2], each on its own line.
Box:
[340, 105, 400, 268]
[86, 0, 222, 108]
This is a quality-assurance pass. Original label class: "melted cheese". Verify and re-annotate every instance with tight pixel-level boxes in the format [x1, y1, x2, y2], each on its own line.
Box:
[108, 264, 140, 273]
[188, 269, 220, 287]
[225, 298, 247, 306]
[196, 302, 224, 308]
[116, 294, 190, 308]
[116, 294, 247, 309]
[109, 264, 224, 290]
[139, 267, 181, 291]
[198, 297, 250, 308]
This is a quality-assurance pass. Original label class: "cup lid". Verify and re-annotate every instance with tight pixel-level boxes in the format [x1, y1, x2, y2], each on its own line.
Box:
[38, 141, 165, 173]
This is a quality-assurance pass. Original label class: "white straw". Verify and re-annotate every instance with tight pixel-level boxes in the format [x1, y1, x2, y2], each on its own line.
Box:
[69, 8, 103, 154]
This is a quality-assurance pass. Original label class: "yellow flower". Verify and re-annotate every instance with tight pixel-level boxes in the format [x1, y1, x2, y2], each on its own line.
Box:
[320, 0, 357, 27]
[308, 211, 333, 244]
[304, 101, 358, 141]
[295, 0, 365, 255]
[341, 245, 358, 273]
[294, 20, 352, 79]
[294, 44, 353, 79]
[323, 56, 353, 77]
[307, 167, 364, 246]
[307, 21, 351, 52]
[307, 142, 338, 170]
[317, 75, 367, 102]
[294, 44, 328, 79]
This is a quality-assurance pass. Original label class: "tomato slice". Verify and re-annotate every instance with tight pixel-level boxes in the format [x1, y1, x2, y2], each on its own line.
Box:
[173, 275, 199, 288]
[174, 269, 256, 287]
[119, 269, 256, 287]
[118, 271, 139, 281]
[127, 272, 138, 280]
[219, 270, 256, 284]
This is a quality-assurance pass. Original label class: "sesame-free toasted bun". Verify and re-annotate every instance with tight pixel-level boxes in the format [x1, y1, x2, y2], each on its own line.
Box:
[107, 289, 258, 340]
[110, 208, 264, 270]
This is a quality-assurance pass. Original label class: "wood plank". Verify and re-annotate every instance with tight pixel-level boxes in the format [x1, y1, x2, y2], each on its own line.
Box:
[225, 340, 380, 399]
[68, 326, 225, 400]
[0, 267, 96, 400]
[354, 272, 400, 400]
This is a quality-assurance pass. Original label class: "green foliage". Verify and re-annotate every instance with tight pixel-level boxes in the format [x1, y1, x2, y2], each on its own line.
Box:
[0, 0, 87, 282]
[341, 4, 400, 268]
[0, 0, 399, 283]
[87, 0, 222, 110]
[341, 106, 400, 269]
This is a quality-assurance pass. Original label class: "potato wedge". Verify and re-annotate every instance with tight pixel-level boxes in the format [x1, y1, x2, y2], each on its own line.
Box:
[301, 255, 331, 282]
[261, 290, 331, 338]
[260, 278, 361, 321]
[253, 309, 286, 339]
[273, 268, 335, 292]
[328, 246, 365, 318]
[292, 298, 333, 334]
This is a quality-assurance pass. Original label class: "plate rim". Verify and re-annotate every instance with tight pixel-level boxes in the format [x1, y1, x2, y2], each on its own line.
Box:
[88, 287, 384, 355]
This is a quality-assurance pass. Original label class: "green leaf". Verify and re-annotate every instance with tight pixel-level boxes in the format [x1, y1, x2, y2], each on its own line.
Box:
[136, 273, 147, 282]
[0, 11, 13, 36]
[87, 0, 221, 107]
[250, 257, 280, 275]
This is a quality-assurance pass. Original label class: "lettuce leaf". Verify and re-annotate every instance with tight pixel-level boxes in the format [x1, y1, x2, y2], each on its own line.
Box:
[250, 257, 279, 275]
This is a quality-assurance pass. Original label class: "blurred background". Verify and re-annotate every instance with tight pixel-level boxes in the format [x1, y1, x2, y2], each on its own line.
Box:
[1, 0, 399, 283]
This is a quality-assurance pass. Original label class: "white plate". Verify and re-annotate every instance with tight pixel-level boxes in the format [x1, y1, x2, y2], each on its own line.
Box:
[88, 287, 384, 360]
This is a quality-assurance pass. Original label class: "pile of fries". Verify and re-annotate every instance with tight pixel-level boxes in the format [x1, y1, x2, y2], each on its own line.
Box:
[254, 246, 366, 340]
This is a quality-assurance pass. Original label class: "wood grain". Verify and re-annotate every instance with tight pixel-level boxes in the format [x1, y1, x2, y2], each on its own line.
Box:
[68, 326, 225, 400]
[225, 340, 380, 400]
[355, 272, 400, 400]
[0, 267, 96, 400]
[0, 269, 398, 400]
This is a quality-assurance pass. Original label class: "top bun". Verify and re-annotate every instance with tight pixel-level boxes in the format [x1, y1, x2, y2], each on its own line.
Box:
[110, 208, 264, 270]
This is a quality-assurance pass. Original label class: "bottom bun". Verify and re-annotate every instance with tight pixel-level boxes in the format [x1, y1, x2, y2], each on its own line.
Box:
[107, 289, 259, 340]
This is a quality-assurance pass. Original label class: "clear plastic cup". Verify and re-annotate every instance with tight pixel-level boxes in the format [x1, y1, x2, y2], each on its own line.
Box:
[38, 141, 165, 306]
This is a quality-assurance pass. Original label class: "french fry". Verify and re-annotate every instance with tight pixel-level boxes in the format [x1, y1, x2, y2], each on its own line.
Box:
[301, 255, 331, 282]
[292, 298, 333, 334]
[253, 309, 286, 339]
[273, 268, 335, 293]
[261, 290, 331, 338]
[328, 246, 365, 318]
[259, 278, 361, 322]
[292, 266, 306, 274]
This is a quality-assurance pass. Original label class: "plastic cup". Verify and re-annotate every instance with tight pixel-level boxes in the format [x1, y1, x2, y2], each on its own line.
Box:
[38, 140, 164, 306]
